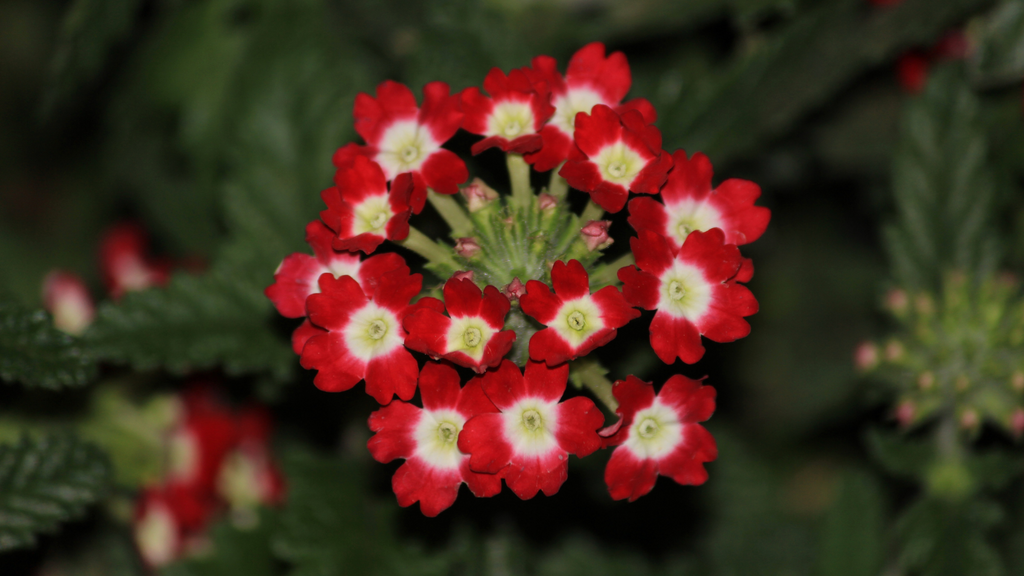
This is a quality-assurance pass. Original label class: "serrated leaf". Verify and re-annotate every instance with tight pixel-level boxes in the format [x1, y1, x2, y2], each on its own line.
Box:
[970, 1, 1024, 87]
[896, 497, 1004, 576]
[816, 470, 885, 576]
[0, 434, 112, 552]
[42, 0, 141, 113]
[0, 298, 97, 390]
[886, 65, 998, 291]
[83, 266, 293, 380]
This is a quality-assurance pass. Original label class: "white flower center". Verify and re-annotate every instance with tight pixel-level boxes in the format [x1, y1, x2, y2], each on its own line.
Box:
[463, 327, 482, 347]
[666, 200, 724, 247]
[444, 316, 495, 361]
[657, 261, 713, 320]
[376, 119, 440, 176]
[504, 399, 560, 456]
[351, 195, 393, 236]
[593, 142, 645, 186]
[551, 89, 603, 135]
[344, 304, 404, 361]
[400, 144, 420, 163]
[551, 297, 605, 348]
[135, 502, 178, 567]
[567, 310, 586, 331]
[367, 319, 387, 340]
[414, 409, 466, 469]
[488, 101, 534, 139]
[623, 401, 683, 460]
[437, 421, 458, 444]
[521, 409, 543, 431]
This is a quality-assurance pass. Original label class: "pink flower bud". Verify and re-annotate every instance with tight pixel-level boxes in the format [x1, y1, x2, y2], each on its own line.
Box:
[42, 271, 95, 336]
[896, 401, 915, 428]
[917, 371, 935, 391]
[454, 237, 482, 258]
[885, 288, 908, 315]
[581, 220, 613, 251]
[1012, 371, 1024, 392]
[1012, 408, 1024, 438]
[885, 340, 905, 362]
[538, 193, 557, 210]
[502, 278, 526, 302]
[460, 178, 498, 212]
[959, 409, 979, 430]
[452, 270, 475, 282]
[854, 341, 879, 371]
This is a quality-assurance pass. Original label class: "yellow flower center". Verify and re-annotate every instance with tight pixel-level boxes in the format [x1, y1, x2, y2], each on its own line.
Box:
[400, 145, 420, 163]
[463, 327, 482, 347]
[668, 280, 686, 301]
[637, 417, 659, 439]
[522, 409, 542, 431]
[436, 422, 458, 444]
[607, 161, 627, 179]
[567, 310, 586, 331]
[367, 319, 388, 340]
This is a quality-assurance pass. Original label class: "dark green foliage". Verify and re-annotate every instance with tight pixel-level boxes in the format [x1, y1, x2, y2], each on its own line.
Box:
[43, 0, 141, 113]
[0, 298, 96, 390]
[884, 66, 999, 291]
[162, 511, 277, 576]
[865, 427, 934, 481]
[816, 470, 885, 576]
[83, 267, 293, 380]
[897, 497, 1005, 576]
[0, 435, 112, 551]
[970, 1, 1024, 87]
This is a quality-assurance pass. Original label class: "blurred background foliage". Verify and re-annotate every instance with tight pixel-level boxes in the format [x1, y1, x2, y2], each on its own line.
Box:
[1, 0, 1024, 574]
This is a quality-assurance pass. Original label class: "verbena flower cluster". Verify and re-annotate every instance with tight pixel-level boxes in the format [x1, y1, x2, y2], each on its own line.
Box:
[266, 43, 770, 515]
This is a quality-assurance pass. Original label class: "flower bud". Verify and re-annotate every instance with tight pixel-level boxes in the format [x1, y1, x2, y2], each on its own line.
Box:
[460, 178, 498, 212]
[918, 371, 935, 391]
[452, 270, 475, 282]
[885, 340, 905, 362]
[42, 271, 95, 336]
[959, 408, 979, 430]
[854, 342, 879, 372]
[1012, 371, 1024, 393]
[454, 237, 482, 258]
[581, 220, 613, 252]
[896, 400, 915, 428]
[538, 193, 557, 210]
[502, 278, 526, 302]
[1012, 408, 1024, 438]
[885, 288, 909, 316]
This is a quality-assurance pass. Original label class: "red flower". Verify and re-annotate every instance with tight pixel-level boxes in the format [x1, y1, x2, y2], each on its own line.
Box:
[99, 222, 171, 299]
[460, 68, 555, 155]
[216, 406, 286, 511]
[627, 150, 770, 250]
[265, 220, 409, 319]
[558, 105, 672, 213]
[333, 81, 468, 213]
[367, 362, 503, 516]
[458, 360, 604, 499]
[165, 387, 240, 493]
[519, 260, 639, 366]
[522, 42, 656, 172]
[619, 229, 757, 364]
[320, 156, 413, 254]
[403, 277, 516, 373]
[603, 375, 717, 501]
[42, 271, 94, 336]
[301, 267, 422, 404]
[133, 483, 216, 568]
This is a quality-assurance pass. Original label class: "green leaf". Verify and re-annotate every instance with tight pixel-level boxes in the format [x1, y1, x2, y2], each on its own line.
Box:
[83, 266, 293, 380]
[864, 427, 934, 481]
[970, 1, 1024, 87]
[0, 298, 97, 390]
[897, 496, 1004, 576]
[647, 0, 991, 163]
[271, 450, 443, 576]
[43, 0, 141, 113]
[0, 434, 112, 552]
[162, 510, 277, 576]
[885, 65, 999, 291]
[816, 470, 885, 576]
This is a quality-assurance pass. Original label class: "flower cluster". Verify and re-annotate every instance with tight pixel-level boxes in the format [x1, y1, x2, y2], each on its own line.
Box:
[857, 272, 1024, 437]
[133, 386, 284, 568]
[267, 43, 770, 515]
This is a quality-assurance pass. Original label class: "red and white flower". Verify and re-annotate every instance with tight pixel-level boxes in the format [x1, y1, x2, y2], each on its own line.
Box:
[558, 105, 672, 214]
[403, 277, 516, 373]
[265, 219, 408, 319]
[320, 156, 413, 254]
[216, 406, 286, 513]
[165, 387, 239, 492]
[460, 68, 555, 155]
[522, 42, 656, 172]
[300, 267, 422, 404]
[367, 362, 503, 516]
[618, 228, 758, 364]
[457, 360, 604, 500]
[627, 150, 770, 250]
[99, 222, 171, 299]
[602, 375, 717, 501]
[133, 484, 215, 568]
[519, 259, 639, 366]
[42, 271, 94, 336]
[333, 80, 467, 213]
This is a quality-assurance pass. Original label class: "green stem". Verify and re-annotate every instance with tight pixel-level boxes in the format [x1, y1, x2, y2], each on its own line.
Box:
[570, 358, 618, 412]
[548, 164, 568, 200]
[396, 226, 459, 270]
[507, 154, 533, 209]
[580, 199, 604, 223]
[427, 190, 474, 237]
[590, 252, 635, 288]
